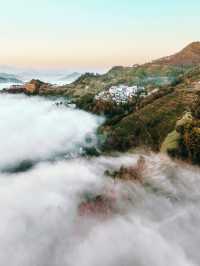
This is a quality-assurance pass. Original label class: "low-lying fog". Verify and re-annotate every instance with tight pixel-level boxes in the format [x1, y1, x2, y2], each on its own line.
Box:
[0, 93, 200, 266]
[0, 94, 102, 171]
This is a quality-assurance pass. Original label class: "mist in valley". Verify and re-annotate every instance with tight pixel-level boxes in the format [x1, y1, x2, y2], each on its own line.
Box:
[0, 92, 200, 266]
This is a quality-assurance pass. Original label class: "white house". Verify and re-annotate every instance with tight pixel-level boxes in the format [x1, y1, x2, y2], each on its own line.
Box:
[95, 85, 146, 104]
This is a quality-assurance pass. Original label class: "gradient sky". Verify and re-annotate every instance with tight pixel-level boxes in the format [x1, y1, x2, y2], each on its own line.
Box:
[1, 0, 200, 70]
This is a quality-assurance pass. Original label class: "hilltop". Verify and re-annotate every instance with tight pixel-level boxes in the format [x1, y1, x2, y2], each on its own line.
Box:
[153, 42, 200, 66]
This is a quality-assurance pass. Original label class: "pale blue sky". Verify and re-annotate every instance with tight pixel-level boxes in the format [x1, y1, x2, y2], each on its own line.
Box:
[0, 0, 199, 70]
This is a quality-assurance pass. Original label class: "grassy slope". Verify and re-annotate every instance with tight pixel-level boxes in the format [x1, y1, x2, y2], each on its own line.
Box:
[101, 88, 198, 151]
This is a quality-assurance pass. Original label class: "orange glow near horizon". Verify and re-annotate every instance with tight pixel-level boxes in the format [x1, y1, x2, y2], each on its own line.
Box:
[0, 39, 193, 70]
[0, 0, 199, 70]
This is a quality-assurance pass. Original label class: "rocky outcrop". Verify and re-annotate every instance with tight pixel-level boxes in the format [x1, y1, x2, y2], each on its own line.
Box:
[2, 79, 50, 95]
[24, 79, 48, 94]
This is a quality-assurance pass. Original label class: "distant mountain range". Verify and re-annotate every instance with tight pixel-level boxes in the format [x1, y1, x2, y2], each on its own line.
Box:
[59, 72, 81, 81]
[0, 70, 82, 84]
[0, 73, 22, 83]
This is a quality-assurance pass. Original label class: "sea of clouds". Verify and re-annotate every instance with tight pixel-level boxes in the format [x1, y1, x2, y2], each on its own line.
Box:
[0, 153, 199, 266]
[0, 94, 103, 171]
[0, 93, 200, 266]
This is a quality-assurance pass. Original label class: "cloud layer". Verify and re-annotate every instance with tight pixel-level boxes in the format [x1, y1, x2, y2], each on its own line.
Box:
[0, 94, 102, 170]
[0, 153, 199, 265]
[0, 93, 200, 265]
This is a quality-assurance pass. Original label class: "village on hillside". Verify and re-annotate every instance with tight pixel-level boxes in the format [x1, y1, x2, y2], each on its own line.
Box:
[95, 85, 153, 104]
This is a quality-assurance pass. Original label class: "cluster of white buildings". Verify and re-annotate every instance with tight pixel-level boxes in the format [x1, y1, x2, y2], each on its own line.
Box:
[95, 85, 146, 104]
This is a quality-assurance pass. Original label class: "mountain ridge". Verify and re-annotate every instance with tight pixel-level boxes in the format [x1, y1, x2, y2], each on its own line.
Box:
[59, 72, 81, 81]
[152, 42, 200, 66]
[0, 73, 22, 84]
